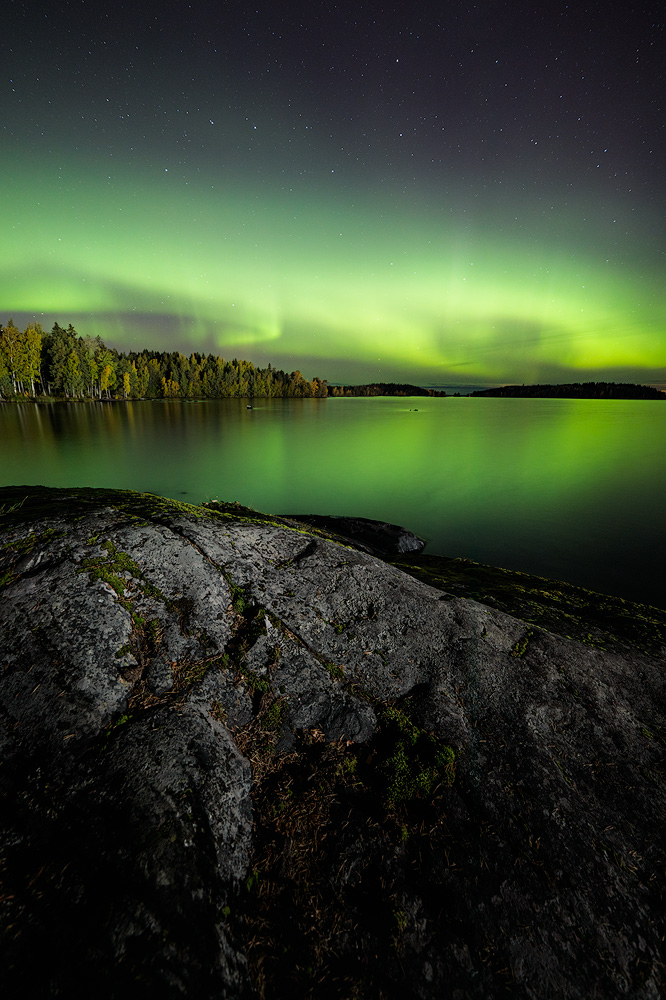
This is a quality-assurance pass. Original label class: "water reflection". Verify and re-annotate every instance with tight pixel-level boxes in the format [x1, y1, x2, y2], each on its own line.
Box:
[1, 397, 664, 607]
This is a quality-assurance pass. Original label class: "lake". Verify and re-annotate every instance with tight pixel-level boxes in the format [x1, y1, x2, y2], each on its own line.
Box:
[1, 396, 665, 609]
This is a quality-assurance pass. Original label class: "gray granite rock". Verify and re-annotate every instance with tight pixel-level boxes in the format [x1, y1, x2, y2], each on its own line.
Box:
[279, 512, 427, 556]
[1, 487, 664, 999]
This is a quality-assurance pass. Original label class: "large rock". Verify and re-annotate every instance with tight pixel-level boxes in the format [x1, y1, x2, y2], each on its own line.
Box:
[0, 487, 664, 999]
[278, 512, 426, 556]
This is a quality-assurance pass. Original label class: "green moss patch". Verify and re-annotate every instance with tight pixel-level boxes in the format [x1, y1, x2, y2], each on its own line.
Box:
[510, 629, 534, 658]
[78, 540, 167, 611]
[79, 540, 141, 601]
[375, 706, 456, 805]
[324, 661, 345, 681]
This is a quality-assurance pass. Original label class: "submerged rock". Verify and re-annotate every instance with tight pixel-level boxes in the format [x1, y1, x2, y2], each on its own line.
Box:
[0, 486, 664, 999]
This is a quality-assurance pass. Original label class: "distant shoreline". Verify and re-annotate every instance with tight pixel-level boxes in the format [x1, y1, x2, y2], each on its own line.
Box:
[2, 320, 663, 401]
[466, 381, 665, 400]
[2, 380, 664, 404]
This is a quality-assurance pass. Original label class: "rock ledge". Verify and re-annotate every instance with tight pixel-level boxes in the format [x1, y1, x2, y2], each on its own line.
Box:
[1, 487, 664, 999]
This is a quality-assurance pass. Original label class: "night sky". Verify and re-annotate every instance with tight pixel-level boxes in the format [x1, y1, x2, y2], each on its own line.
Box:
[2, 1, 664, 386]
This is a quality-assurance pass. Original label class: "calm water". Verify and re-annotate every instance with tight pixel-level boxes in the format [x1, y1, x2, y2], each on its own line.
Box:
[1, 397, 665, 609]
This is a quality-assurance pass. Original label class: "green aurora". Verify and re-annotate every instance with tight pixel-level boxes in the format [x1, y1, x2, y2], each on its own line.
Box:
[3, 157, 664, 386]
[2, 2, 664, 387]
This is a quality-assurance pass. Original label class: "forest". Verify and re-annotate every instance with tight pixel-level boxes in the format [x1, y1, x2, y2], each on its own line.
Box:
[327, 382, 446, 397]
[3, 319, 661, 404]
[0, 319, 327, 400]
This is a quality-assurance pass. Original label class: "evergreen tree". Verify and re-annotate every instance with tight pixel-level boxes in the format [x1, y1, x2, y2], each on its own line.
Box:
[75, 335, 100, 396]
[43, 323, 77, 395]
[146, 358, 163, 397]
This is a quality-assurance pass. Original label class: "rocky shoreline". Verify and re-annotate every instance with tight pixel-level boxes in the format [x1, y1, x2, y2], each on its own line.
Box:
[1, 487, 665, 998]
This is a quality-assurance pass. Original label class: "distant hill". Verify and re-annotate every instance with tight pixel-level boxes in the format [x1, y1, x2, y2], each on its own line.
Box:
[328, 382, 446, 397]
[468, 381, 664, 400]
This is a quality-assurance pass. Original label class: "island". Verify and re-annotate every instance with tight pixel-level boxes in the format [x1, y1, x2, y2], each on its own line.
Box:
[468, 381, 665, 399]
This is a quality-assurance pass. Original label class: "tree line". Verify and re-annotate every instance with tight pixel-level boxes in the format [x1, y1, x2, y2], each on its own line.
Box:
[328, 382, 446, 397]
[0, 319, 328, 400]
[468, 382, 664, 400]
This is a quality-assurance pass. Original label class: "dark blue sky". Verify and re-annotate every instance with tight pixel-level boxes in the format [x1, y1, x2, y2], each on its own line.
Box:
[2, 1, 664, 384]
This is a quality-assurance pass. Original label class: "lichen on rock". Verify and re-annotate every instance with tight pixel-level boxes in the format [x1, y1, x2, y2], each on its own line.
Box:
[1, 486, 665, 999]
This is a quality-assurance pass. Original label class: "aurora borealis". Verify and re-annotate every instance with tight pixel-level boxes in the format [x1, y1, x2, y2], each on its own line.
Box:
[2, 2, 664, 387]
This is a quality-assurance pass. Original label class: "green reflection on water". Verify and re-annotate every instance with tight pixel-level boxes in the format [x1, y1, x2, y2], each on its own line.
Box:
[1, 397, 664, 607]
